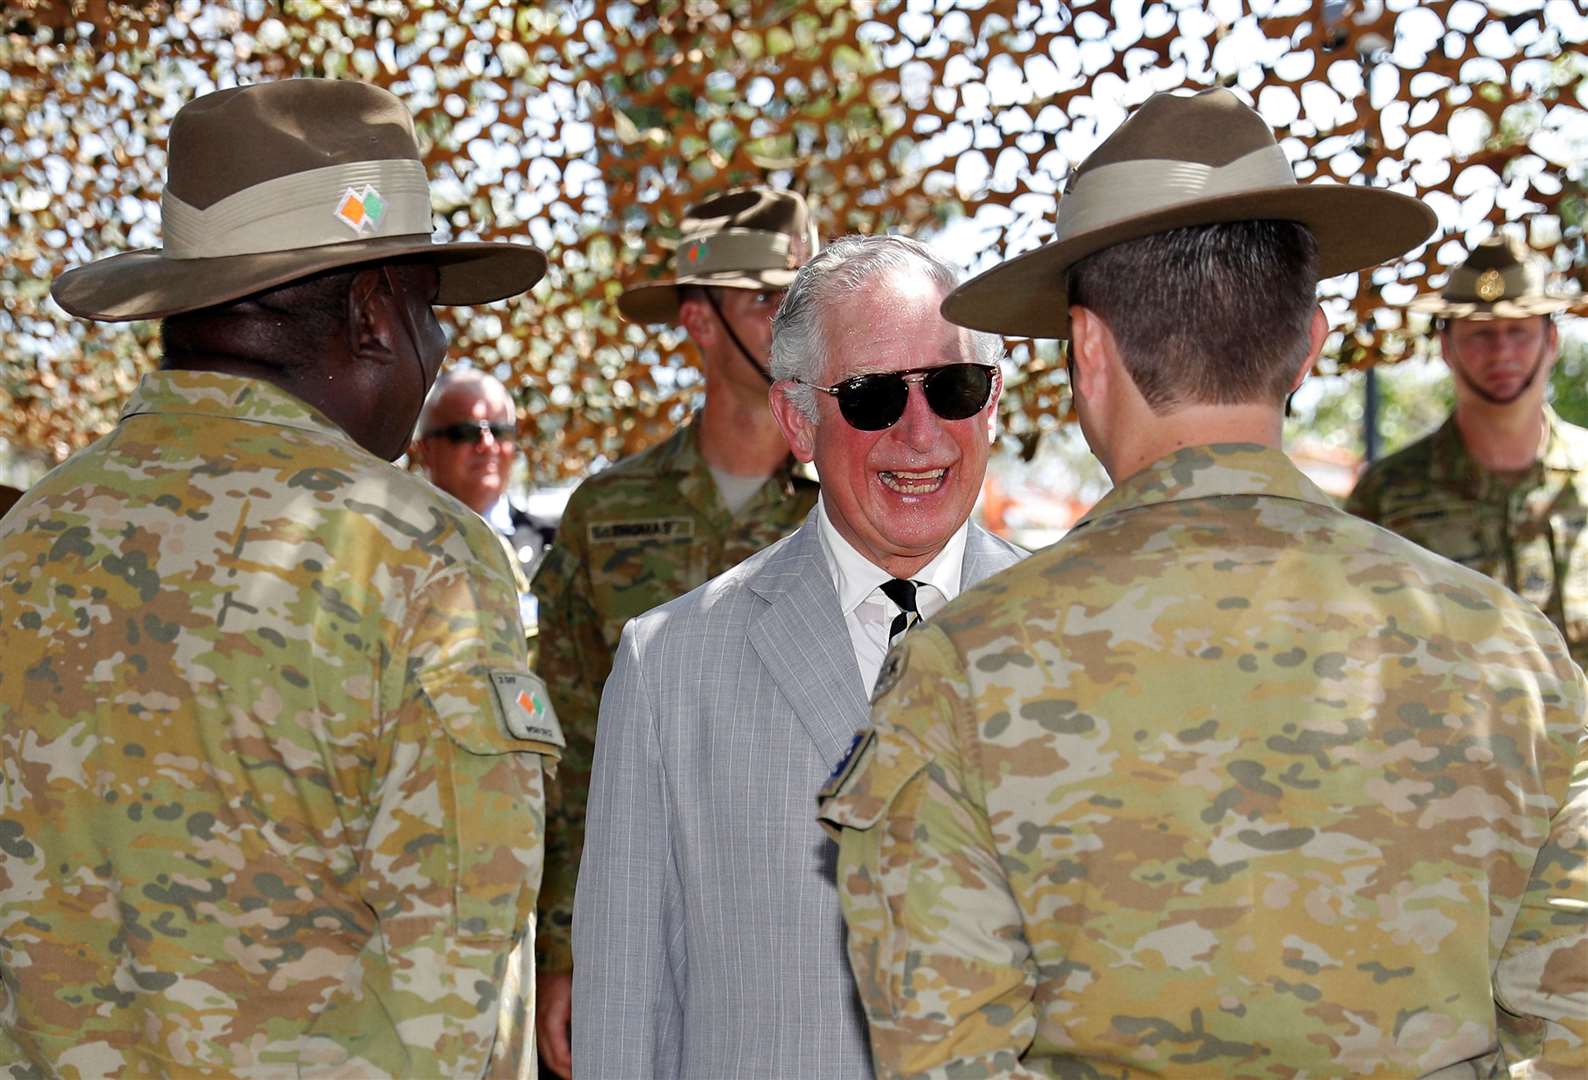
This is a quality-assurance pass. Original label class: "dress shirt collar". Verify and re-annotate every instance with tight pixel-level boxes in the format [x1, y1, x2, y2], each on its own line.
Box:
[485, 496, 515, 536]
[815, 495, 968, 617]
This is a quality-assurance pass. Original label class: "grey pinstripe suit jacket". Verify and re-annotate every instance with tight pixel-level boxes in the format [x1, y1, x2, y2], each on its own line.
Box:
[571, 512, 1026, 1079]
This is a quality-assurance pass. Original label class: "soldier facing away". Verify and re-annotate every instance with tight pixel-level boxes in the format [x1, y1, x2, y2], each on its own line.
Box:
[819, 88, 1587, 1077]
[0, 79, 562, 1076]
[1348, 235, 1588, 666]
[528, 187, 819, 1075]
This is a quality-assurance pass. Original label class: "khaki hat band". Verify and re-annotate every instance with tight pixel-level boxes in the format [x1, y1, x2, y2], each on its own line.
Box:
[162, 160, 432, 260]
[675, 228, 795, 277]
[1445, 262, 1544, 302]
[1057, 144, 1294, 239]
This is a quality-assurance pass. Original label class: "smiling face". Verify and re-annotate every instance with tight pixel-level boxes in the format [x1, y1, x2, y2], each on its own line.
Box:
[411, 378, 517, 513]
[774, 269, 999, 577]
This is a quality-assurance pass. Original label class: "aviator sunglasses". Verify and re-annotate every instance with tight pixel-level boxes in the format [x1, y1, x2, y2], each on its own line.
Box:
[797, 363, 996, 431]
[423, 420, 516, 445]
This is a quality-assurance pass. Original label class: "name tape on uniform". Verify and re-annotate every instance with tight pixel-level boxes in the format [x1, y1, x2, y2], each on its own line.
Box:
[589, 518, 696, 544]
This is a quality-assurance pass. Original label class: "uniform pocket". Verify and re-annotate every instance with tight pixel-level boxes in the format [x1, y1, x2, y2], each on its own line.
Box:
[423, 669, 560, 941]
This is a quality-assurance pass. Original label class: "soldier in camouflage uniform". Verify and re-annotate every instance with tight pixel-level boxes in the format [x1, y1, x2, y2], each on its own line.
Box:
[1348, 236, 1588, 665]
[820, 88, 1588, 1078]
[0, 80, 562, 1077]
[529, 188, 818, 1075]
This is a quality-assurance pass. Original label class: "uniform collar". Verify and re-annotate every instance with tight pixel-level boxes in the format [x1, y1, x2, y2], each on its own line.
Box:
[1432, 405, 1588, 483]
[1073, 443, 1334, 532]
[120, 370, 352, 444]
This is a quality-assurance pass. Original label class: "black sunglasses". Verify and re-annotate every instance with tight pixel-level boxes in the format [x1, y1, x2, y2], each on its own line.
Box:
[423, 421, 516, 445]
[798, 363, 996, 431]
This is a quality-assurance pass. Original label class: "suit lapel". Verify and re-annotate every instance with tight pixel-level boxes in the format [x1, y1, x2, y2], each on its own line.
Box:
[960, 522, 1020, 586]
[747, 520, 871, 764]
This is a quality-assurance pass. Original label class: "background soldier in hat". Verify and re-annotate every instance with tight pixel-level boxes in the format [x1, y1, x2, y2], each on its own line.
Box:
[0, 79, 562, 1076]
[819, 88, 1587, 1077]
[1348, 235, 1588, 664]
[528, 186, 819, 1076]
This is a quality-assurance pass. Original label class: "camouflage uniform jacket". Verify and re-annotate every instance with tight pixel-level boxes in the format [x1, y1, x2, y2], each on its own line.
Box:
[1347, 407, 1588, 667]
[529, 418, 818, 970]
[819, 444, 1588, 1080]
[0, 371, 563, 1078]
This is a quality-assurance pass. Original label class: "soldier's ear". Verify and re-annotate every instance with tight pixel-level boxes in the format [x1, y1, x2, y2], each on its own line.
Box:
[1067, 306, 1113, 403]
[1294, 305, 1329, 393]
[678, 296, 715, 351]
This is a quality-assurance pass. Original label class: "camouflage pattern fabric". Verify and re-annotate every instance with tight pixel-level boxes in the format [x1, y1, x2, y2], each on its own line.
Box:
[1348, 408, 1588, 669]
[820, 444, 1588, 1079]
[529, 419, 817, 971]
[0, 371, 563, 1078]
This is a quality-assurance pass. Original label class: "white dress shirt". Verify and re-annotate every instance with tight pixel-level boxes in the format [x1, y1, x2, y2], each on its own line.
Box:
[815, 495, 969, 694]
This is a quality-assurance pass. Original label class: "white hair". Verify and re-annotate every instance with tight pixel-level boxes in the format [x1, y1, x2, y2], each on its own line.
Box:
[417, 366, 516, 435]
[769, 234, 1002, 422]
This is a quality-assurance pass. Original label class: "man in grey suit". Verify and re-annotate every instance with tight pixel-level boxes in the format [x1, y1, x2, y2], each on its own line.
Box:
[572, 234, 1026, 1078]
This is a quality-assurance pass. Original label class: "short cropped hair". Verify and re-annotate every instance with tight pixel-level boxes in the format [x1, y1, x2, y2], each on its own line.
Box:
[1066, 220, 1319, 411]
[771, 234, 1002, 422]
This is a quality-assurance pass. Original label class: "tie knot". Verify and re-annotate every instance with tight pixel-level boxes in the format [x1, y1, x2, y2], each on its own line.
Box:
[878, 578, 920, 615]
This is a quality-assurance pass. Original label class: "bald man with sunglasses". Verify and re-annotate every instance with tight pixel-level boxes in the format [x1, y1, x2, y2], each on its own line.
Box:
[411, 368, 557, 633]
[570, 234, 1025, 1079]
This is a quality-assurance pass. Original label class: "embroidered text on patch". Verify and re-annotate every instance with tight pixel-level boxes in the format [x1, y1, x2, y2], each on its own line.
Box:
[334, 185, 388, 235]
[489, 671, 565, 747]
[589, 518, 695, 543]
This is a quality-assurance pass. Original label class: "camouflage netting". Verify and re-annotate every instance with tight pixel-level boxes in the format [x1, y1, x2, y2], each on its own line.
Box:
[3, 0, 1585, 478]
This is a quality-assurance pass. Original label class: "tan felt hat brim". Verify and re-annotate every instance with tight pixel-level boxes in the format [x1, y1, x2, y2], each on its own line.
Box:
[942, 184, 1437, 339]
[1406, 293, 1576, 320]
[617, 267, 802, 325]
[52, 234, 548, 322]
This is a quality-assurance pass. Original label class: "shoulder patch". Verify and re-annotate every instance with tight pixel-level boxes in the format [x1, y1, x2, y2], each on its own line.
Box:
[871, 645, 908, 704]
[489, 671, 565, 747]
[589, 518, 696, 544]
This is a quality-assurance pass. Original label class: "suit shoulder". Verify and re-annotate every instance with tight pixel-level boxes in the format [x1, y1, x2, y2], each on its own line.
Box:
[626, 532, 794, 639]
[970, 522, 1029, 565]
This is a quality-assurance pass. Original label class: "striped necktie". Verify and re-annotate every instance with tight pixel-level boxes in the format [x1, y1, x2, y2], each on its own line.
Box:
[878, 578, 923, 649]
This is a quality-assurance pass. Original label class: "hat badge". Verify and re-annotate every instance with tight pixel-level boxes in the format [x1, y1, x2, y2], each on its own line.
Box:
[334, 185, 387, 235]
[680, 238, 708, 266]
[1476, 268, 1505, 302]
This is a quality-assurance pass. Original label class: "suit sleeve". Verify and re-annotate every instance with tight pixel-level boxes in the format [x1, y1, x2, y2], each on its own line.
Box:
[572, 621, 684, 1078]
[530, 495, 611, 973]
[819, 627, 1042, 1080]
[1493, 681, 1588, 1076]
